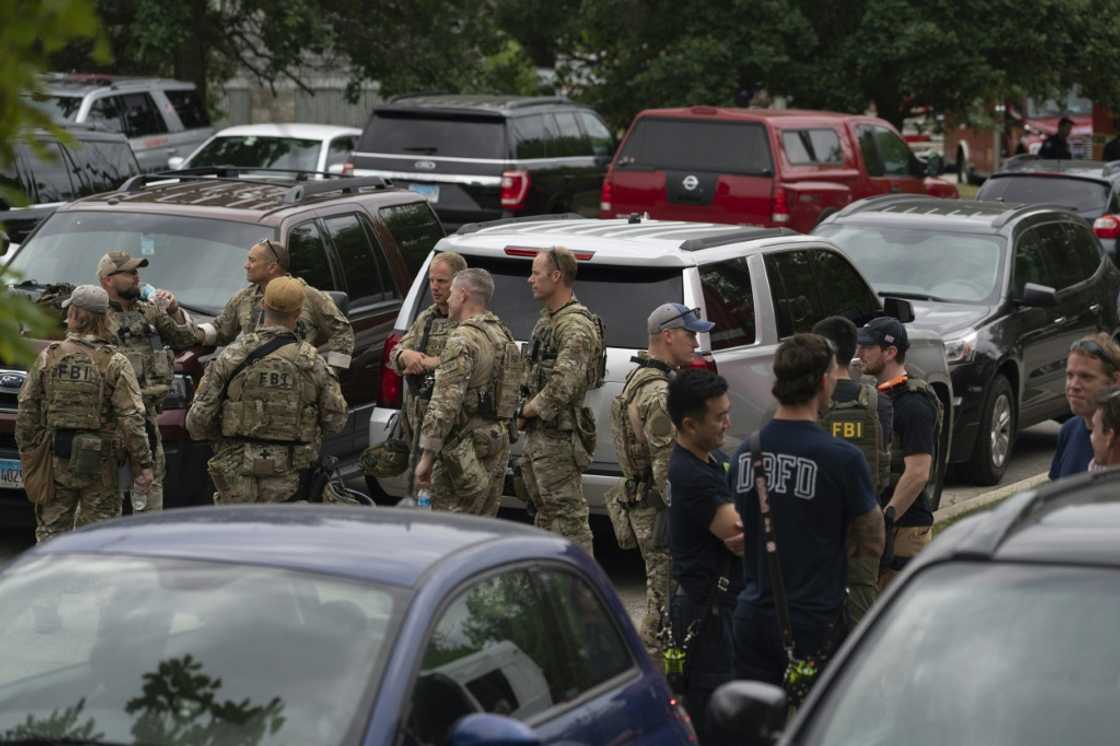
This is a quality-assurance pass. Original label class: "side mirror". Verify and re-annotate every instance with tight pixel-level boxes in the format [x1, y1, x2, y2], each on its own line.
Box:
[926, 153, 944, 177]
[705, 681, 788, 746]
[326, 290, 350, 315]
[882, 296, 916, 323]
[1019, 282, 1058, 307]
[448, 714, 541, 746]
[167, 156, 185, 170]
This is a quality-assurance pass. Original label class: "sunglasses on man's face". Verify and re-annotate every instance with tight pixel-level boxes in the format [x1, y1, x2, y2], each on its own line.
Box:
[1071, 339, 1118, 374]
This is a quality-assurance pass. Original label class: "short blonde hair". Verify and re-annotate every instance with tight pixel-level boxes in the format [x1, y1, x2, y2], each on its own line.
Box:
[432, 251, 467, 275]
[547, 246, 578, 286]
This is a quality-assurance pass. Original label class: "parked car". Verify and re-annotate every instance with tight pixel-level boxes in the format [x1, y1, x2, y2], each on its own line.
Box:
[977, 155, 1120, 258]
[815, 194, 1120, 485]
[346, 95, 615, 229]
[599, 107, 959, 233]
[0, 169, 444, 524]
[368, 215, 954, 511]
[32, 74, 216, 172]
[714, 468, 1120, 746]
[0, 125, 141, 247]
[0, 504, 696, 745]
[171, 123, 361, 176]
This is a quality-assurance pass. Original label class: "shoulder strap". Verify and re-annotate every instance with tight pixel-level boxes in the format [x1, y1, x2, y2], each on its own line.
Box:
[417, 310, 438, 354]
[622, 365, 667, 406]
[220, 333, 298, 400]
[749, 430, 798, 660]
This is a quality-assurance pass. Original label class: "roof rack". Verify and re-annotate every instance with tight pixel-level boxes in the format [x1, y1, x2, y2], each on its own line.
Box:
[455, 213, 587, 235]
[387, 91, 460, 103]
[506, 96, 571, 109]
[117, 168, 374, 194]
[679, 227, 795, 251]
[990, 202, 1075, 228]
[282, 176, 390, 203]
[834, 193, 933, 218]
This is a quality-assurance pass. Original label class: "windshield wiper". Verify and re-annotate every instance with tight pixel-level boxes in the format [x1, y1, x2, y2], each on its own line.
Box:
[876, 290, 948, 303]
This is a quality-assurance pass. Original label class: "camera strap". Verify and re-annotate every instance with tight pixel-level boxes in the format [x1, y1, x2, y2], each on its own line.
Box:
[749, 430, 798, 661]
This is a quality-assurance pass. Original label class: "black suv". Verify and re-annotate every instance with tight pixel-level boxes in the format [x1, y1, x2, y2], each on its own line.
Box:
[1, 125, 141, 245]
[815, 195, 1120, 485]
[977, 156, 1120, 259]
[0, 169, 444, 523]
[346, 95, 615, 229]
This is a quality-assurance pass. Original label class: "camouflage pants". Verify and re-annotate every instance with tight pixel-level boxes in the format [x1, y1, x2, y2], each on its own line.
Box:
[628, 504, 671, 657]
[522, 428, 594, 556]
[124, 408, 164, 513]
[35, 457, 120, 543]
[430, 424, 510, 517]
[207, 443, 301, 504]
[401, 390, 431, 495]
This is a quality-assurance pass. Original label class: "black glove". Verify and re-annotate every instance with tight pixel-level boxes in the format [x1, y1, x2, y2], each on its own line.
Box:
[881, 505, 896, 566]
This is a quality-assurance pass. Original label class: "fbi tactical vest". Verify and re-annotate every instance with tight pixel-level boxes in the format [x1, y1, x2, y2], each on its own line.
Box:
[113, 306, 175, 400]
[44, 340, 116, 431]
[457, 316, 526, 421]
[527, 300, 606, 398]
[885, 376, 944, 509]
[220, 343, 319, 444]
[820, 382, 890, 495]
[611, 360, 671, 485]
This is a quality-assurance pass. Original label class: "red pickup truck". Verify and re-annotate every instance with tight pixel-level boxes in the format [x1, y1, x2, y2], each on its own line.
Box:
[600, 107, 959, 232]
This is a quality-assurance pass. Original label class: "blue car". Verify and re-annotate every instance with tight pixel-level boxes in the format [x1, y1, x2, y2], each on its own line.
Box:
[0, 506, 695, 746]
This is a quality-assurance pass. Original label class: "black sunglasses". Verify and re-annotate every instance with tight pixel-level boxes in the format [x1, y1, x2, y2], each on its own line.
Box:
[257, 238, 282, 264]
[1071, 338, 1118, 373]
[657, 306, 704, 331]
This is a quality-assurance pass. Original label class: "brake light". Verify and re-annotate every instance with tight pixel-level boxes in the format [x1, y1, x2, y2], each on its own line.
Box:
[1095, 215, 1120, 240]
[600, 174, 613, 214]
[689, 354, 717, 373]
[378, 332, 404, 408]
[771, 187, 790, 224]
[340, 161, 354, 176]
[504, 246, 596, 261]
[501, 169, 530, 209]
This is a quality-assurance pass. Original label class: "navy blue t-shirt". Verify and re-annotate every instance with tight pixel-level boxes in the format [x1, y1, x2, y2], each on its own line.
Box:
[1050, 416, 1093, 480]
[668, 444, 745, 608]
[731, 420, 878, 625]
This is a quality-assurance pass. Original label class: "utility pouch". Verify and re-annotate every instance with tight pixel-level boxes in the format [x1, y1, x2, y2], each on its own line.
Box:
[54, 429, 77, 460]
[605, 481, 637, 550]
[663, 645, 687, 696]
[70, 433, 104, 481]
[573, 405, 596, 470]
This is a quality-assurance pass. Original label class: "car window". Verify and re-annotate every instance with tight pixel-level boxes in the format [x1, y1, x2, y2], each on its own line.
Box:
[871, 125, 915, 178]
[855, 125, 884, 177]
[326, 136, 356, 168]
[18, 142, 78, 203]
[120, 93, 168, 137]
[188, 136, 321, 171]
[287, 220, 337, 291]
[1012, 227, 1051, 297]
[0, 159, 23, 206]
[977, 175, 1111, 213]
[813, 249, 881, 323]
[28, 94, 83, 121]
[700, 258, 756, 348]
[408, 567, 628, 744]
[1037, 221, 1092, 290]
[66, 138, 139, 195]
[552, 112, 590, 157]
[765, 250, 826, 337]
[781, 129, 845, 165]
[323, 213, 396, 305]
[380, 202, 445, 278]
[617, 118, 772, 175]
[359, 112, 508, 160]
[164, 89, 210, 128]
[1063, 221, 1103, 281]
[511, 114, 558, 159]
[577, 112, 614, 158]
[87, 96, 125, 134]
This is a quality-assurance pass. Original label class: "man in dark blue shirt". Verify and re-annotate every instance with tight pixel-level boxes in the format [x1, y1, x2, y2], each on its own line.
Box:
[666, 369, 742, 739]
[1051, 334, 1120, 480]
[731, 334, 884, 686]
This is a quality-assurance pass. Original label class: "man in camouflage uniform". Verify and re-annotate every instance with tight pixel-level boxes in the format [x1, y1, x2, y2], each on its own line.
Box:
[414, 268, 521, 515]
[191, 238, 354, 371]
[186, 277, 348, 503]
[16, 285, 154, 543]
[518, 247, 604, 555]
[610, 303, 714, 655]
[98, 250, 198, 513]
[388, 252, 468, 490]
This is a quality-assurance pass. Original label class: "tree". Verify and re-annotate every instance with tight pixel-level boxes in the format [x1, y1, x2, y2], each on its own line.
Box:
[1, 0, 104, 365]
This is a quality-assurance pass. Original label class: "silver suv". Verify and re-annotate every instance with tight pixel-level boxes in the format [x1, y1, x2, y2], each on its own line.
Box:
[33, 75, 215, 173]
[368, 216, 955, 511]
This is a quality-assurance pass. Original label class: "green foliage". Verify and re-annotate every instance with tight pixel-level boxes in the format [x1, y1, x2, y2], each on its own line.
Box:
[0, 698, 103, 742]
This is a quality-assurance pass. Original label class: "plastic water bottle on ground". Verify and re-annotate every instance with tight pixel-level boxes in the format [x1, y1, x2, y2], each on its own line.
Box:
[416, 489, 432, 511]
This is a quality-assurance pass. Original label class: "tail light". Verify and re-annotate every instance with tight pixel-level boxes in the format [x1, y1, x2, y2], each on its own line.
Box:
[670, 697, 698, 743]
[501, 169, 530, 210]
[600, 173, 613, 215]
[1095, 215, 1120, 240]
[378, 332, 404, 408]
[340, 161, 354, 176]
[689, 354, 717, 373]
[771, 187, 790, 224]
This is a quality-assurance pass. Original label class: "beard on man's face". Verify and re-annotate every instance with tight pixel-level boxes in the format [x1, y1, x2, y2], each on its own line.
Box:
[119, 285, 141, 301]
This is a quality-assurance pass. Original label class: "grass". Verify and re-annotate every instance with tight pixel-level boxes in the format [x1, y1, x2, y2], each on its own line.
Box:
[957, 183, 979, 199]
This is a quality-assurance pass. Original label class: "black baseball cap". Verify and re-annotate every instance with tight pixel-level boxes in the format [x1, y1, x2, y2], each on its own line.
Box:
[857, 316, 909, 351]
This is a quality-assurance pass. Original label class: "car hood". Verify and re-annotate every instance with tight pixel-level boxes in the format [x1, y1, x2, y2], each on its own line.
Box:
[905, 299, 995, 337]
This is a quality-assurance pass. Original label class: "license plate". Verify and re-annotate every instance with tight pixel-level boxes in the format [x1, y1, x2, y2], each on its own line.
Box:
[408, 183, 440, 203]
[0, 458, 22, 490]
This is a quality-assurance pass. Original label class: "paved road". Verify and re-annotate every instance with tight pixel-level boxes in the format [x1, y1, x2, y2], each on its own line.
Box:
[0, 422, 1061, 629]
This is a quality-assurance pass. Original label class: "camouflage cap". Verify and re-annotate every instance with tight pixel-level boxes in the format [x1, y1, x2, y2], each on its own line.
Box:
[97, 250, 149, 279]
[262, 276, 304, 314]
[61, 284, 109, 314]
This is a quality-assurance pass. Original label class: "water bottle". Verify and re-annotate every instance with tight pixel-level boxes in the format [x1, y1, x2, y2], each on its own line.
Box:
[416, 488, 432, 511]
[140, 283, 157, 301]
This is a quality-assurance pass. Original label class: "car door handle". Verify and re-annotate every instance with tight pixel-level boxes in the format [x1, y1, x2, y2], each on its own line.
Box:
[1090, 303, 1102, 314]
[1053, 316, 1068, 326]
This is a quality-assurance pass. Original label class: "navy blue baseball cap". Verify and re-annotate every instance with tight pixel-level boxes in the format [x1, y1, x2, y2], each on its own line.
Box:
[647, 303, 715, 334]
[857, 316, 909, 350]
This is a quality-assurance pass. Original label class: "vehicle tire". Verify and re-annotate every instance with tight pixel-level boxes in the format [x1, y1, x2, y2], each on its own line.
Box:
[966, 375, 1016, 486]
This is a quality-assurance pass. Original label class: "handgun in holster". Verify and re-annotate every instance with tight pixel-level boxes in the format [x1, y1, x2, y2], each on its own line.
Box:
[297, 455, 337, 502]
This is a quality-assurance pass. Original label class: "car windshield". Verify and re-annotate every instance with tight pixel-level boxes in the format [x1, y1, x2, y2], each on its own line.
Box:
[27, 94, 84, 120]
[814, 224, 1005, 304]
[188, 135, 322, 172]
[360, 113, 508, 160]
[799, 562, 1120, 746]
[978, 175, 1110, 214]
[7, 211, 269, 315]
[617, 118, 773, 175]
[420, 253, 684, 348]
[1027, 91, 1093, 117]
[0, 553, 403, 746]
